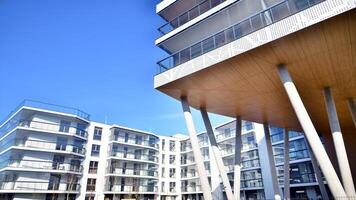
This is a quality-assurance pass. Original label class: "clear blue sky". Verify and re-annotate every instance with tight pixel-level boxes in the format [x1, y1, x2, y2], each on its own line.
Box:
[0, 0, 231, 135]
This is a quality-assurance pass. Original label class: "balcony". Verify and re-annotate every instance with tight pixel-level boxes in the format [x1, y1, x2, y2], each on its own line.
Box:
[107, 185, 158, 193]
[0, 159, 82, 173]
[1, 139, 86, 156]
[157, 0, 324, 73]
[108, 167, 158, 178]
[111, 135, 159, 150]
[158, 0, 226, 35]
[181, 185, 202, 193]
[0, 181, 80, 192]
[110, 151, 158, 163]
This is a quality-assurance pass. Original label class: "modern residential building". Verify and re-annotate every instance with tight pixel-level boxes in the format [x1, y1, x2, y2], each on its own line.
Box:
[155, 0, 356, 199]
[0, 100, 334, 200]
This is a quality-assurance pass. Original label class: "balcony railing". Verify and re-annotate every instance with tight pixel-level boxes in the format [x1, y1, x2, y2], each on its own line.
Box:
[19, 120, 87, 138]
[158, 0, 226, 35]
[2, 139, 86, 155]
[0, 159, 82, 173]
[107, 185, 158, 193]
[112, 135, 159, 149]
[108, 167, 158, 177]
[181, 185, 202, 193]
[157, 0, 324, 73]
[0, 181, 80, 192]
[110, 151, 158, 163]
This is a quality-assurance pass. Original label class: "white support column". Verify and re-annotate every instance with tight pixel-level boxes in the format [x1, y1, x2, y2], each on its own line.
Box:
[201, 109, 235, 200]
[283, 129, 290, 200]
[234, 117, 242, 200]
[305, 139, 329, 200]
[181, 97, 212, 200]
[347, 98, 356, 128]
[277, 64, 347, 198]
[263, 123, 281, 200]
[323, 87, 356, 197]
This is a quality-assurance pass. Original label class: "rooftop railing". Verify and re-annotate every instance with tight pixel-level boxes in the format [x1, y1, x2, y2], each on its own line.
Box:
[0, 181, 80, 192]
[157, 0, 324, 74]
[0, 159, 83, 173]
[0, 100, 90, 128]
[158, 0, 226, 35]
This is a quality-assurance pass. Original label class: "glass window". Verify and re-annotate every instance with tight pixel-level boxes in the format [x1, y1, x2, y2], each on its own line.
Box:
[161, 181, 165, 192]
[169, 168, 176, 178]
[86, 178, 96, 191]
[162, 139, 165, 151]
[89, 161, 98, 174]
[162, 167, 165, 178]
[91, 144, 100, 156]
[169, 182, 176, 192]
[76, 123, 86, 137]
[169, 140, 175, 152]
[59, 120, 70, 133]
[169, 155, 176, 165]
[93, 127, 102, 140]
[162, 154, 165, 164]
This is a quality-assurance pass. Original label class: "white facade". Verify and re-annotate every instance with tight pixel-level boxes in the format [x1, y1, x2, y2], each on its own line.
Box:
[0, 100, 329, 200]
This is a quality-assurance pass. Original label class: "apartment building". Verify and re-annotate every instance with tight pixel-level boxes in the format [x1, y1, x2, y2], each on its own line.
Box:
[0, 100, 333, 200]
[154, 0, 356, 199]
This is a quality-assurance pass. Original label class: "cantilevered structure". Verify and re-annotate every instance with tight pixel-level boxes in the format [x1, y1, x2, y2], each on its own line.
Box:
[155, 0, 356, 199]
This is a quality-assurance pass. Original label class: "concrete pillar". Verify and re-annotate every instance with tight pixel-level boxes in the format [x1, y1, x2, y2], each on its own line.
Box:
[277, 64, 347, 198]
[181, 97, 212, 200]
[305, 139, 329, 200]
[201, 109, 235, 200]
[234, 117, 242, 200]
[347, 98, 356, 128]
[323, 87, 356, 197]
[263, 123, 282, 200]
[283, 129, 290, 200]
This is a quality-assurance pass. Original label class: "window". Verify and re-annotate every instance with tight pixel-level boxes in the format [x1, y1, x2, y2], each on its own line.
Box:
[162, 154, 165, 164]
[169, 140, 175, 151]
[76, 123, 87, 137]
[93, 127, 102, 140]
[59, 120, 70, 133]
[169, 182, 176, 192]
[161, 182, 165, 192]
[85, 195, 95, 200]
[91, 144, 100, 156]
[169, 168, 176, 178]
[162, 167, 165, 178]
[169, 155, 176, 165]
[162, 139, 166, 151]
[89, 161, 98, 174]
[86, 178, 96, 191]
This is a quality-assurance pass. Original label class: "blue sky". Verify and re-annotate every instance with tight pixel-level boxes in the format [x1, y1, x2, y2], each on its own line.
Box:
[0, 0, 231, 135]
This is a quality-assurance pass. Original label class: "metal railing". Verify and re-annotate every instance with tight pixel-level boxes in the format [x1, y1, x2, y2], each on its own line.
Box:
[3, 139, 86, 155]
[108, 167, 158, 177]
[19, 120, 87, 138]
[107, 185, 158, 193]
[0, 181, 80, 191]
[112, 135, 159, 149]
[157, 0, 324, 73]
[158, 0, 226, 35]
[0, 159, 82, 173]
[110, 151, 159, 163]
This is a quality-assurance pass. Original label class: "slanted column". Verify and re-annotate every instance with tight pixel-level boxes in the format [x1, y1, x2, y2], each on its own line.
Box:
[305, 139, 329, 200]
[234, 117, 242, 200]
[181, 97, 212, 200]
[277, 64, 346, 198]
[323, 87, 356, 197]
[263, 123, 281, 200]
[201, 108, 235, 200]
[283, 129, 290, 200]
[347, 98, 356, 128]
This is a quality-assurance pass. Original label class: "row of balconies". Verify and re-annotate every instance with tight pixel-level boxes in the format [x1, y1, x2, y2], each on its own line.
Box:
[1, 139, 86, 155]
[110, 151, 159, 163]
[107, 167, 158, 178]
[0, 181, 80, 192]
[0, 159, 82, 173]
[111, 135, 159, 150]
[157, 0, 325, 73]
[106, 185, 158, 193]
